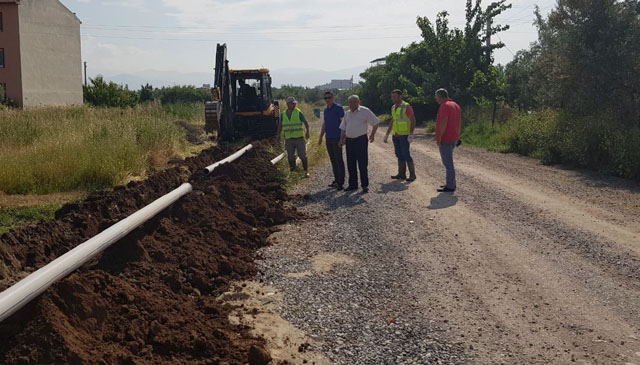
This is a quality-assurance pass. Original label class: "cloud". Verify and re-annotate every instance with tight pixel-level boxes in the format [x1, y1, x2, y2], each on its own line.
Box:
[81, 38, 165, 74]
[100, 0, 149, 12]
[157, 0, 435, 57]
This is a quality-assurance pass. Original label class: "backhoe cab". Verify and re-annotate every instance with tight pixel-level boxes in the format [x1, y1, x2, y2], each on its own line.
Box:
[205, 44, 279, 142]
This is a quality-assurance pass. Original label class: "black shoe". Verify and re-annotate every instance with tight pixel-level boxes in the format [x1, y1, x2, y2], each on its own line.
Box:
[336, 185, 344, 191]
[329, 181, 338, 188]
[362, 187, 369, 194]
[437, 187, 456, 193]
[406, 176, 416, 182]
[344, 186, 358, 192]
[391, 174, 407, 180]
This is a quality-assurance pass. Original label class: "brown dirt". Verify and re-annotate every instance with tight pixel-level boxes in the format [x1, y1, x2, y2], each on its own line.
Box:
[0, 141, 295, 364]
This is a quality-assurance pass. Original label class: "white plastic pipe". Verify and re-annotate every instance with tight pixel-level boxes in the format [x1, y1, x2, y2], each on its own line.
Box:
[0, 183, 193, 323]
[271, 142, 310, 166]
[204, 144, 253, 174]
[271, 152, 286, 165]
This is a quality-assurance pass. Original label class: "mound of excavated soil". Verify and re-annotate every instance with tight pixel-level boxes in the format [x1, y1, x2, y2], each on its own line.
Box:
[0, 142, 294, 364]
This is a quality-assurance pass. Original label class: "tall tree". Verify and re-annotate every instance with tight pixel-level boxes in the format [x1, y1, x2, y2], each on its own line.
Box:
[359, 0, 512, 117]
[533, 0, 640, 125]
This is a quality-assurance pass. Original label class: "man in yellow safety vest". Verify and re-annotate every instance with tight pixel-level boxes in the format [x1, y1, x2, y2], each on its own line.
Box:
[384, 89, 417, 181]
[277, 97, 311, 177]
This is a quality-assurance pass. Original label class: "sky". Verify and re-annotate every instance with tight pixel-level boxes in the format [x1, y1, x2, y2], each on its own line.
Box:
[59, 0, 557, 86]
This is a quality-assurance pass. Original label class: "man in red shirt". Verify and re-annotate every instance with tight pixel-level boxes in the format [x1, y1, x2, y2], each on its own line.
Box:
[435, 88, 461, 192]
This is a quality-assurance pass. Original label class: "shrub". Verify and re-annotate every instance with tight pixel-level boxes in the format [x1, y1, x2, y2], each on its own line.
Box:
[378, 114, 392, 125]
[506, 109, 559, 160]
[83, 76, 139, 108]
[462, 108, 640, 180]
[154, 86, 212, 104]
[460, 122, 510, 152]
[425, 121, 436, 134]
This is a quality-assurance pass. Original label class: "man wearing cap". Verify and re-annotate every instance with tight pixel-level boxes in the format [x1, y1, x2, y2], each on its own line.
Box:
[339, 95, 380, 194]
[384, 89, 417, 182]
[277, 97, 311, 177]
[318, 91, 346, 190]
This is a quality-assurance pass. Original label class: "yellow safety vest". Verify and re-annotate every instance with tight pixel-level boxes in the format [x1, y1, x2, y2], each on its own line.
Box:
[282, 108, 304, 139]
[392, 101, 411, 136]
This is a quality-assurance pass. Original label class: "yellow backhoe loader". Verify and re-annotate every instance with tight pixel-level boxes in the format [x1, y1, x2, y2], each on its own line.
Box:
[205, 44, 280, 141]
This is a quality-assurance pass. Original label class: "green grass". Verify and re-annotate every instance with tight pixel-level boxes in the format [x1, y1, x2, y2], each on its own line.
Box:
[425, 121, 436, 134]
[274, 131, 327, 191]
[460, 122, 512, 153]
[0, 204, 61, 234]
[0, 103, 204, 194]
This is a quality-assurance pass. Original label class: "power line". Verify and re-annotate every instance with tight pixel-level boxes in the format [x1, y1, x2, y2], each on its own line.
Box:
[496, 34, 516, 56]
[81, 22, 420, 31]
[81, 34, 421, 42]
[81, 24, 419, 35]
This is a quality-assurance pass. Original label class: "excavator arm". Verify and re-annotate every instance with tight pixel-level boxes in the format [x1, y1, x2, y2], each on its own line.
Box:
[205, 43, 235, 141]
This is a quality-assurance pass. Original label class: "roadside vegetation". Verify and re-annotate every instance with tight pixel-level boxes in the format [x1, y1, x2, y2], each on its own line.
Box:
[0, 205, 61, 234]
[356, 0, 640, 180]
[0, 103, 204, 195]
[273, 85, 357, 106]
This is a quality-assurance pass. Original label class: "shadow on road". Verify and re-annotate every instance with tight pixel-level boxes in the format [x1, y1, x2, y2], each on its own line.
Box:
[377, 181, 408, 194]
[428, 193, 458, 210]
[299, 188, 366, 211]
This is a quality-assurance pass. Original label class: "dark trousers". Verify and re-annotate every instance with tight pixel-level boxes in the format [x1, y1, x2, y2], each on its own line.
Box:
[392, 135, 413, 163]
[346, 134, 369, 188]
[439, 142, 456, 189]
[326, 138, 345, 186]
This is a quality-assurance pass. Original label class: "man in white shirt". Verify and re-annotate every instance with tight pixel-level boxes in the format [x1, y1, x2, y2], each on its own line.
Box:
[339, 95, 380, 193]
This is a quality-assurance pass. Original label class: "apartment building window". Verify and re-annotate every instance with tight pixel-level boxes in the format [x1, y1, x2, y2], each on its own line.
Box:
[0, 49, 4, 68]
[0, 13, 3, 32]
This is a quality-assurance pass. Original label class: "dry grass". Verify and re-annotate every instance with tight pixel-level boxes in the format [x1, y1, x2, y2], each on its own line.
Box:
[0, 104, 203, 194]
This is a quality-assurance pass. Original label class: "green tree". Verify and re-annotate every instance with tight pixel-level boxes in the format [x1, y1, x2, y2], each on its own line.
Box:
[504, 49, 541, 111]
[359, 0, 512, 118]
[534, 0, 640, 125]
[468, 65, 507, 126]
[139, 83, 154, 103]
[83, 76, 139, 108]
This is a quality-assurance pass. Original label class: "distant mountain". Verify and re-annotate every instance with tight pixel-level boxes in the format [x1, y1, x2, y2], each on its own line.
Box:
[270, 65, 368, 88]
[98, 65, 370, 89]
[101, 70, 213, 89]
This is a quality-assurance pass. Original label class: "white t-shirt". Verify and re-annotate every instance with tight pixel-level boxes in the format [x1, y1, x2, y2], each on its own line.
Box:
[339, 106, 380, 138]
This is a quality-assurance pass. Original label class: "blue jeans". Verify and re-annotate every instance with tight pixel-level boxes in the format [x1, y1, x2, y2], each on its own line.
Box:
[439, 142, 456, 189]
[346, 134, 369, 188]
[392, 135, 413, 163]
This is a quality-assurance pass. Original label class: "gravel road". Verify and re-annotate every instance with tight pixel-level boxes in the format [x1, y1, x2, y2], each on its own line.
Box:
[258, 129, 640, 364]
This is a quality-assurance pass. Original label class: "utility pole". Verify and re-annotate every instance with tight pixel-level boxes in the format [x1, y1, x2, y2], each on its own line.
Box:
[486, 17, 492, 54]
[84, 62, 88, 87]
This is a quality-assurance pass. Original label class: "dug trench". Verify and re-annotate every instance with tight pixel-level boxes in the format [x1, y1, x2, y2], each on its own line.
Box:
[0, 141, 297, 364]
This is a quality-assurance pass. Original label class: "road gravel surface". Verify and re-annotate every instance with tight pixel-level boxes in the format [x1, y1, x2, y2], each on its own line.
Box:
[259, 131, 640, 364]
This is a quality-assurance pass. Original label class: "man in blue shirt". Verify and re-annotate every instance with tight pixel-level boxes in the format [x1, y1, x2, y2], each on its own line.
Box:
[318, 91, 346, 190]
